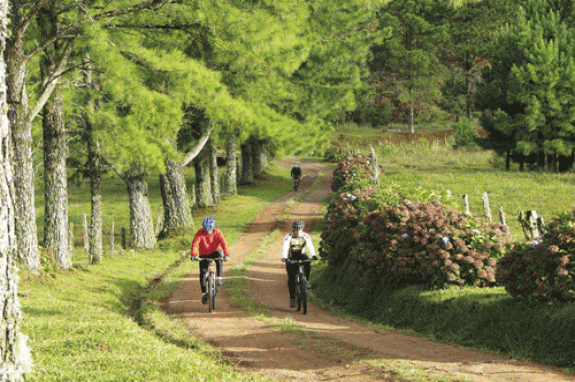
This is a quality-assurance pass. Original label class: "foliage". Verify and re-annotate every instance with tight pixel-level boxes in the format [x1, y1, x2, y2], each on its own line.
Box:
[452, 118, 480, 149]
[369, 0, 449, 130]
[477, 0, 575, 170]
[323, 145, 351, 163]
[312, 260, 575, 367]
[350, 199, 513, 289]
[321, 152, 513, 289]
[497, 210, 575, 302]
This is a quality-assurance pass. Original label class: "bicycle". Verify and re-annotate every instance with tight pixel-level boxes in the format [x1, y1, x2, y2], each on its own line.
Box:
[286, 259, 314, 314]
[193, 256, 226, 313]
[293, 176, 300, 192]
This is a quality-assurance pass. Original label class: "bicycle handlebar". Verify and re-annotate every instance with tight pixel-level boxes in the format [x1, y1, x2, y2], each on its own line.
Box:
[192, 256, 228, 262]
[285, 258, 315, 264]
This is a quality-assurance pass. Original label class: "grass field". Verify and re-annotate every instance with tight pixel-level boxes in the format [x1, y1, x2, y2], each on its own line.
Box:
[22, 163, 292, 382]
[331, 123, 575, 241]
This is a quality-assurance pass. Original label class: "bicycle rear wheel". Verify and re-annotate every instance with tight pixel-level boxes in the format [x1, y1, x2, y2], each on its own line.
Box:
[299, 276, 308, 314]
[208, 274, 215, 312]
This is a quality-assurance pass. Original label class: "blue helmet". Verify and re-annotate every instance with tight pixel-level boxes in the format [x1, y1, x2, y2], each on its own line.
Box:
[202, 216, 216, 231]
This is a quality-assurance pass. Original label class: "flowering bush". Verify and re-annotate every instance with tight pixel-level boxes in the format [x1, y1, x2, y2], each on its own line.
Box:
[324, 145, 351, 163]
[320, 153, 513, 289]
[497, 211, 575, 302]
[331, 154, 372, 192]
[349, 199, 513, 289]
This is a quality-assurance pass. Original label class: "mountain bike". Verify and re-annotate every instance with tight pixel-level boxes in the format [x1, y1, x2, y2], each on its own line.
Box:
[287, 259, 314, 314]
[293, 176, 300, 192]
[193, 256, 225, 313]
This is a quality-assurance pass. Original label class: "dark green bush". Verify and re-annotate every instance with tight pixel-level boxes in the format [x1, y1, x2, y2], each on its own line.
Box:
[497, 210, 575, 302]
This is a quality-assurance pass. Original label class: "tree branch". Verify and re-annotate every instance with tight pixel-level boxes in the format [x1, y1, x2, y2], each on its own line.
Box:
[93, 0, 168, 21]
[181, 123, 215, 167]
[28, 37, 77, 124]
[100, 154, 126, 180]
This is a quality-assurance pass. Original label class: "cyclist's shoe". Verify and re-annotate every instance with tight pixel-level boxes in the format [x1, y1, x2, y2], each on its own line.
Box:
[289, 299, 296, 308]
[217, 277, 223, 286]
[201, 293, 208, 305]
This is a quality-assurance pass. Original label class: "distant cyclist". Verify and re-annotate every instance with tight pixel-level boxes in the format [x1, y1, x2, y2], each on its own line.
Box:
[291, 165, 302, 191]
[282, 220, 318, 308]
[191, 216, 230, 304]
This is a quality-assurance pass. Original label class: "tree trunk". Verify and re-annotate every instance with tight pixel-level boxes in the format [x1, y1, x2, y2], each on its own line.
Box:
[42, 87, 71, 269]
[505, 149, 511, 171]
[253, 138, 268, 177]
[124, 165, 156, 250]
[83, 54, 103, 264]
[223, 136, 237, 196]
[240, 138, 254, 184]
[159, 158, 193, 238]
[9, 84, 39, 272]
[0, 1, 31, 374]
[87, 126, 103, 263]
[193, 146, 213, 208]
[408, 104, 415, 135]
[209, 140, 220, 204]
[6, 6, 39, 272]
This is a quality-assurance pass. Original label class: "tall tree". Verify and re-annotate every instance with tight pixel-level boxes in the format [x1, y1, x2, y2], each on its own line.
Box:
[440, 0, 512, 120]
[478, 0, 575, 171]
[0, 0, 31, 376]
[370, 0, 447, 134]
[38, 0, 71, 268]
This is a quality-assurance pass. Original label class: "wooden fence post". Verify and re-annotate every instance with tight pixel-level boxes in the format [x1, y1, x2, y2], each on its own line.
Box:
[68, 222, 75, 259]
[463, 194, 472, 216]
[110, 220, 115, 252]
[519, 210, 544, 240]
[499, 205, 507, 226]
[83, 214, 89, 254]
[482, 192, 492, 222]
[121, 227, 127, 249]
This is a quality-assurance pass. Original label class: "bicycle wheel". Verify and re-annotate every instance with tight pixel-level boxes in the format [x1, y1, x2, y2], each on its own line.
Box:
[300, 275, 308, 314]
[295, 275, 302, 312]
[208, 274, 215, 312]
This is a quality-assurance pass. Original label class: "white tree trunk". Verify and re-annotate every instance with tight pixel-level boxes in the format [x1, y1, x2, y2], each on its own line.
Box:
[0, 0, 32, 375]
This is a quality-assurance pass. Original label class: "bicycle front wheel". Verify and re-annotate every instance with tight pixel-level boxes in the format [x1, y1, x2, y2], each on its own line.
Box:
[208, 275, 215, 312]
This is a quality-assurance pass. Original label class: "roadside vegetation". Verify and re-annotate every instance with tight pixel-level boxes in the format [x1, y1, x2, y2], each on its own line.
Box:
[20, 163, 291, 382]
[314, 123, 575, 371]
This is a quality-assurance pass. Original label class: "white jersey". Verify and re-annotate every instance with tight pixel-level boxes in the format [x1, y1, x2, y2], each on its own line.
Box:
[282, 232, 316, 260]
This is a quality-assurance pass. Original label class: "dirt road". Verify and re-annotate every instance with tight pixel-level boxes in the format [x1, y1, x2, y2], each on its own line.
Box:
[163, 159, 574, 382]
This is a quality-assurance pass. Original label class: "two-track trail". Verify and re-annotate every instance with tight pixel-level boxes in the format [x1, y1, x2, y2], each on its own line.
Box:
[162, 158, 575, 382]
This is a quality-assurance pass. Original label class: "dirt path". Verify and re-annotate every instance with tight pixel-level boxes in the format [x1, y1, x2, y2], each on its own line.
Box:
[163, 159, 574, 382]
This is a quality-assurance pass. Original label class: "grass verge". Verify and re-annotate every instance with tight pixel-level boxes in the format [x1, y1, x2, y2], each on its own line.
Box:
[21, 163, 292, 381]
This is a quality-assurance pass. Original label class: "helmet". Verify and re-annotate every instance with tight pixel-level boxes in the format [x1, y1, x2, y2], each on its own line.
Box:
[202, 216, 216, 231]
[292, 220, 305, 230]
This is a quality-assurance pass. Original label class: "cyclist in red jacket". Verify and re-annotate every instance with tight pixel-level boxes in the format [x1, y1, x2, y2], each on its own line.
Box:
[191, 216, 230, 304]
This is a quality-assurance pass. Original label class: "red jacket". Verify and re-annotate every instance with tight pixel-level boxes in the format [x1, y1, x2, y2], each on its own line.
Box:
[191, 228, 230, 258]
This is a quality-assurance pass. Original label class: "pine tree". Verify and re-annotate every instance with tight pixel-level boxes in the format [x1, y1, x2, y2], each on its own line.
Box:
[370, 0, 447, 133]
[478, 0, 575, 171]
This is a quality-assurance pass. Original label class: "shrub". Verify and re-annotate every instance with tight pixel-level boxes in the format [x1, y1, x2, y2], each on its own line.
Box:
[452, 118, 480, 149]
[323, 145, 350, 163]
[497, 210, 575, 302]
[331, 154, 372, 192]
[350, 199, 513, 289]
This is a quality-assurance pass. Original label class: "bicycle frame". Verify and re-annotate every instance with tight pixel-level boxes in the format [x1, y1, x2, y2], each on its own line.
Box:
[287, 259, 313, 314]
[195, 256, 224, 313]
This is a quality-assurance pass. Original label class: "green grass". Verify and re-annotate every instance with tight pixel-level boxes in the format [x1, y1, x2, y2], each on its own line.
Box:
[21, 163, 292, 381]
[376, 141, 575, 240]
[327, 123, 575, 241]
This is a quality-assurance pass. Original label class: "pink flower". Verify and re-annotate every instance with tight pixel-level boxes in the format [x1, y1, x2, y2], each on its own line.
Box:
[560, 255, 570, 266]
[557, 267, 569, 277]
